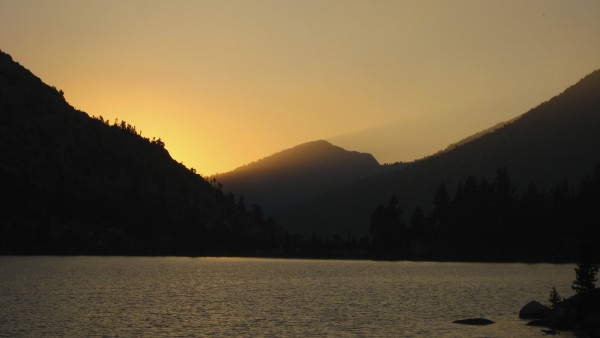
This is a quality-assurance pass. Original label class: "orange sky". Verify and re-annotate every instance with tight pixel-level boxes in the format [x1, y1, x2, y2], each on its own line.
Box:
[1, 0, 599, 175]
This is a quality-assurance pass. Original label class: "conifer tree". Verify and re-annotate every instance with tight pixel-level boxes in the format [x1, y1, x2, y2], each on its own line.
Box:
[548, 286, 562, 308]
[572, 256, 599, 295]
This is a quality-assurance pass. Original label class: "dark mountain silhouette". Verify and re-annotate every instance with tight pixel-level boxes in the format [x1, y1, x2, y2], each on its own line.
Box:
[212, 140, 390, 215]
[279, 69, 600, 237]
[4, 47, 598, 261]
[0, 50, 283, 255]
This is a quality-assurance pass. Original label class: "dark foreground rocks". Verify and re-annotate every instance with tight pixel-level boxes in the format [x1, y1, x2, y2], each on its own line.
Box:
[520, 289, 600, 337]
[519, 301, 552, 319]
[453, 318, 495, 325]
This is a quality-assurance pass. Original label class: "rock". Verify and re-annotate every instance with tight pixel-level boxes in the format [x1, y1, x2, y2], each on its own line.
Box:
[527, 315, 574, 330]
[519, 301, 552, 319]
[577, 312, 600, 337]
[547, 304, 579, 329]
[527, 319, 551, 327]
[453, 318, 495, 325]
[520, 289, 600, 334]
[541, 328, 558, 335]
[525, 296, 586, 330]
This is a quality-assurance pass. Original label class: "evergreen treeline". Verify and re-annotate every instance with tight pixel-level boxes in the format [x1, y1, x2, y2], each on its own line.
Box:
[2, 49, 598, 261]
[369, 166, 600, 262]
[0, 50, 389, 258]
[0, 112, 285, 255]
[0, 50, 289, 256]
[0, 50, 384, 258]
[280, 69, 600, 238]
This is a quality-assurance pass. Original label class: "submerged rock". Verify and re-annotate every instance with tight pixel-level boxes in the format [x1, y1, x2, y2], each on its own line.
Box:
[519, 301, 551, 319]
[453, 318, 495, 325]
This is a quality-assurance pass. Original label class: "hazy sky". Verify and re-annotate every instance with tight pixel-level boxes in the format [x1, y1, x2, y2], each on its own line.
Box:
[1, 0, 599, 174]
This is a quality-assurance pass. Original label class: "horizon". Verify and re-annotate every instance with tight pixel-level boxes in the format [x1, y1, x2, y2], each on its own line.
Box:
[1, 0, 599, 175]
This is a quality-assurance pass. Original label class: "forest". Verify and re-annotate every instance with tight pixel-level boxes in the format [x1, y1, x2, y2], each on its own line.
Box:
[0, 50, 284, 256]
[368, 165, 600, 262]
[1, 49, 598, 262]
[252, 163, 600, 262]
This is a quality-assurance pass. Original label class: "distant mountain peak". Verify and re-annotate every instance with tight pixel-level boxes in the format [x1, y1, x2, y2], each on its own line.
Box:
[279, 68, 600, 236]
[296, 139, 333, 147]
[289, 139, 358, 152]
[229, 139, 379, 173]
[214, 140, 383, 214]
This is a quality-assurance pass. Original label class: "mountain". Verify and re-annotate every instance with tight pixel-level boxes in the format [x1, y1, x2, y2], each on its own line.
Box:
[213, 140, 390, 215]
[279, 69, 600, 237]
[0, 50, 282, 255]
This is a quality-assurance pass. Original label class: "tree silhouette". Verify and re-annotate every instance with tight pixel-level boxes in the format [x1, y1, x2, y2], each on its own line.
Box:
[548, 286, 562, 308]
[370, 195, 406, 257]
[432, 182, 450, 230]
[572, 255, 599, 296]
[366, 162, 600, 262]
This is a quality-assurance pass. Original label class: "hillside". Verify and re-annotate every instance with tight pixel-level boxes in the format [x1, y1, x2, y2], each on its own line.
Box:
[279, 69, 600, 237]
[0, 50, 282, 255]
[213, 140, 387, 215]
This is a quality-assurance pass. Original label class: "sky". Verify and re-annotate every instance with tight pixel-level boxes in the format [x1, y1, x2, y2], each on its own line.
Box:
[1, 0, 599, 175]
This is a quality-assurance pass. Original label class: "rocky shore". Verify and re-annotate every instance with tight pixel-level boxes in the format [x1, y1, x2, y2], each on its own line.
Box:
[519, 289, 600, 336]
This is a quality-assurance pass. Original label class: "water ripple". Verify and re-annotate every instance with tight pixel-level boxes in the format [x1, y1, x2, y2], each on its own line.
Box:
[0, 257, 575, 337]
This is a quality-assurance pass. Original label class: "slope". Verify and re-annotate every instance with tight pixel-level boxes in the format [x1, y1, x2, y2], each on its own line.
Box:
[279, 69, 600, 236]
[0, 50, 281, 255]
[213, 140, 386, 215]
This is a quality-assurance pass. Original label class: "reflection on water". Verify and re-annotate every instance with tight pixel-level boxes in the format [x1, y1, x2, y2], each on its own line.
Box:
[0, 257, 575, 337]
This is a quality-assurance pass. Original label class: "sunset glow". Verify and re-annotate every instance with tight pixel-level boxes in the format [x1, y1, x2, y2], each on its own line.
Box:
[1, 0, 599, 174]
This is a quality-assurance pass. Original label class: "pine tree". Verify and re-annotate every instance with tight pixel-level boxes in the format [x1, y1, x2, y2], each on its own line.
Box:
[548, 286, 562, 308]
[572, 259, 599, 295]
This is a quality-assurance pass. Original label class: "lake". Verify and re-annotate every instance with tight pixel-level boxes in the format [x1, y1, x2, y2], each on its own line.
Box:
[0, 256, 575, 337]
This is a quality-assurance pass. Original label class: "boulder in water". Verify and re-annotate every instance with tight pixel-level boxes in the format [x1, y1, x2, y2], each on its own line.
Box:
[453, 318, 495, 325]
[519, 301, 551, 319]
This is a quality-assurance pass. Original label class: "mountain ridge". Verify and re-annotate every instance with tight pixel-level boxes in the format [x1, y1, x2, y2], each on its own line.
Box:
[277, 68, 600, 236]
[213, 139, 387, 215]
[0, 50, 283, 255]
[223, 140, 378, 173]
[3, 47, 598, 260]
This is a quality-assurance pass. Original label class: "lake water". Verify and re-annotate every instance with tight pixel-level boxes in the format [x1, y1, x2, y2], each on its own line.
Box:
[0, 256, 576, 337]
